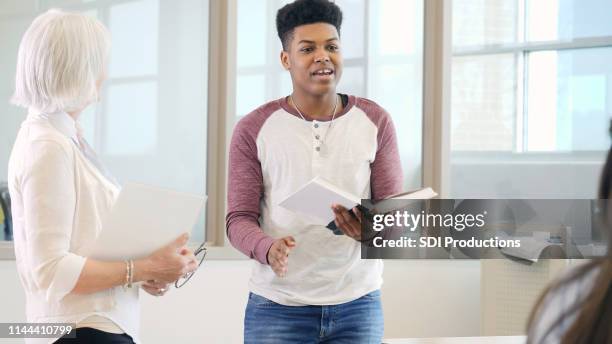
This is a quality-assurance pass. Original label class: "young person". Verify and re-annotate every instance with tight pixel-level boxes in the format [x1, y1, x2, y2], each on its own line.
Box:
[526, 124, 612, 344]
[226, 0, 403, 342]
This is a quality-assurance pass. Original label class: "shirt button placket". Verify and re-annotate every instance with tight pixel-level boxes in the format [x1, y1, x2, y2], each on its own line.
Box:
[313, 121, 321, 153]
[312, 121, 323, 174]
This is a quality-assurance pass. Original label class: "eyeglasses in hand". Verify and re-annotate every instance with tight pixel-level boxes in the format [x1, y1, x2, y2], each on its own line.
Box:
[175, 242, 207, 288]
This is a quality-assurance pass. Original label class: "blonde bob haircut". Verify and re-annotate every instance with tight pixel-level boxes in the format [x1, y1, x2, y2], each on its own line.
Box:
[11, 9, 110, 113]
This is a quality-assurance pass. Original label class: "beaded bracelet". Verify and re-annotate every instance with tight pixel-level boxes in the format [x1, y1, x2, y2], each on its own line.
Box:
[127, 260, 134, 288]
[123, 260, 130, 289]
[123, 260, 134, 289]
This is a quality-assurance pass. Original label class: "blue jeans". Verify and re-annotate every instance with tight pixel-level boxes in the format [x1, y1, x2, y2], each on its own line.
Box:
[244, 290, 384, 344]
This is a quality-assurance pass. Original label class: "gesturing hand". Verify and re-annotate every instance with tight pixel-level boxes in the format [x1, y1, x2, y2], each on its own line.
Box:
[267, 236, 296, 277]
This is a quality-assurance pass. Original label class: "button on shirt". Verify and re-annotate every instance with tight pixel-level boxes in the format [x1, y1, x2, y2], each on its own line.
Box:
[7, 110, 140, 344]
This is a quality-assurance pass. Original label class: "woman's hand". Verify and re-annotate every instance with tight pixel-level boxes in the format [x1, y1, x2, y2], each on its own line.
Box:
[142, 280, 170, 297]
[135, 233, 198, 284]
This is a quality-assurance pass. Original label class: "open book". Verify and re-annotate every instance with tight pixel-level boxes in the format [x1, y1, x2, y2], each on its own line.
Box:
[278, 177, 437, 227]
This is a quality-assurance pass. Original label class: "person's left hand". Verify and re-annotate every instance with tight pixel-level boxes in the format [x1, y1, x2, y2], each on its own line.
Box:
[142, 280, 170, 297]
[331, 204, 363, 241]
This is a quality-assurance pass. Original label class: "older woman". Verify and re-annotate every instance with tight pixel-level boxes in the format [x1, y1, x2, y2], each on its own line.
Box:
[8, 9, 196, 344]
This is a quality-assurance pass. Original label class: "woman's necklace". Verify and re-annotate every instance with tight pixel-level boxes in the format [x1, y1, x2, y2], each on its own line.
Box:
[290, 94, 339, 155]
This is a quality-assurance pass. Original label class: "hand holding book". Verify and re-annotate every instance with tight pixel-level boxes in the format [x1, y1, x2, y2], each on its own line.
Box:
[279, 177, 437, 236]
[330, 204, 364, 240]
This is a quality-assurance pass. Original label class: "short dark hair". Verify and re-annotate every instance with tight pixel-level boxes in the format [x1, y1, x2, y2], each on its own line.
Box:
[276, 0, 343, 50]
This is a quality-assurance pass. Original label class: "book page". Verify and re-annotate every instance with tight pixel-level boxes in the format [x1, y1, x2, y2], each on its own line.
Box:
[371, 188, 438, 214]
[388, 187, 437, 200]
[278, 177, 360, 225]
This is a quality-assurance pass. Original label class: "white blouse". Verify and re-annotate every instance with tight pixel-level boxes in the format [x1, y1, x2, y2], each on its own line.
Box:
[7, 111, 140, 344]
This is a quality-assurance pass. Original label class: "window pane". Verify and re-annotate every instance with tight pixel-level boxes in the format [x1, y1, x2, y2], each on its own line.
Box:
[337, 66, 364, 96]
[527, 0, 612, 41]
[109, 0, 159, 78]
[335, 0, 364, 59]
[370, 62, 423, 188]
[369, 0, 424, 189]
[451, 54, 517, 151]
[109, 0, 209, 243]
[372, 0, 421, 57]
[40, 0, 97, 6]
[453, 0, 518, 48]
[79, 103, 98, 143]
[104, 82, 158, 155]
[81, 8, 98, 19]
[0, 0, 36, 14]
[527, 48, 612, 151]
[236, 74, 266, 117]
[279, 72, 292, 96]
[237, 0, 267, 68]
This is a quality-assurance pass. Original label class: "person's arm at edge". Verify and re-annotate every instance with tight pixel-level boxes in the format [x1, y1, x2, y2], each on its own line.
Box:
[71, 260, 146, 294]
[225, 113, 275, 265]
[72, 233, 194, 294]
[366, 104, 403, 243]
[370, 106, 403, 200]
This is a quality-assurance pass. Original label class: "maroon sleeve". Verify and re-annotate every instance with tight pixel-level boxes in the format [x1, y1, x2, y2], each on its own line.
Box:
[225, 104, 279, 264]
[358, 98, 404, 200]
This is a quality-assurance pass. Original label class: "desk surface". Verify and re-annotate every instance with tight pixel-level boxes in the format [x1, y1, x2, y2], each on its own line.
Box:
[384, 336, 526, 344]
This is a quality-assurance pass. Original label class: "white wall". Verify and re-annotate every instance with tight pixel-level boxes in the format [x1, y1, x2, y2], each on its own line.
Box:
[0, 259, 481, 343]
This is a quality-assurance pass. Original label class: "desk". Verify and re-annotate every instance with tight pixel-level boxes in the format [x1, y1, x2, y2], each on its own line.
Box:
[383, 335, 526, 344]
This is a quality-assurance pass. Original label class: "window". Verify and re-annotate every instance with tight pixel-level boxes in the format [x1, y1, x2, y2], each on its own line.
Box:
[450, 0, 611, 199]
[1, 0, 424, 248]
[0, 0, 209, 243]
[452, 0, 612, 153]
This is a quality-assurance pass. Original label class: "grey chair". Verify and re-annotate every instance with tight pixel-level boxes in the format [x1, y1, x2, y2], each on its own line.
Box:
[0, 183, 12, 241]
